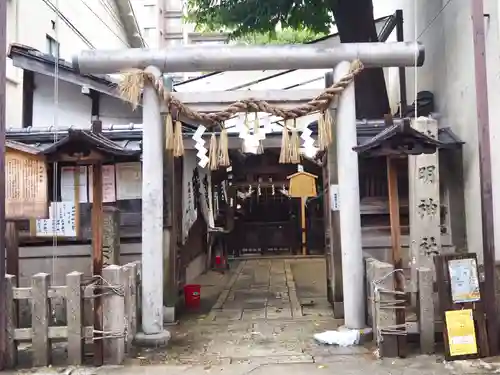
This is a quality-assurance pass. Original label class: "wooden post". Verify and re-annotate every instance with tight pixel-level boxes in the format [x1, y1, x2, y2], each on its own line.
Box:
[4, 274, 17, 369]
[31, 272, 50, 367]
[92, 160, 104, 365]
[0, 0, 7, 367]
[6, 221, 19, 324]
[369, 259, 397, 357]
[471, 0, 499, 355]
[386, 156, 407, 357]
[301, 197, 307, 255]
[83, 284, 93, 344]
[102, 265, 125, 365]
[66, 271, 83, 366]
[5, 222, 19, 286]
[74, 166, 81, 239]
[123, 263, 138, 353]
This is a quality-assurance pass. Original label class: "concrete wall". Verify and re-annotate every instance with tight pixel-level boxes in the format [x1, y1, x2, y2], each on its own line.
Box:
[6, 0, 134, 129]
[32, 73, 142, 129]
[376, 0, 500, 262]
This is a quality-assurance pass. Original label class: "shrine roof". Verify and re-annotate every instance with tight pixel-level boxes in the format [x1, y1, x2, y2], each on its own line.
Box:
[307, 118, 464, 149]
[287, 171, 318, 179]
[352, 119, 452, 157]
[41, 129, 141, 158]
[6, 140, 43, 155]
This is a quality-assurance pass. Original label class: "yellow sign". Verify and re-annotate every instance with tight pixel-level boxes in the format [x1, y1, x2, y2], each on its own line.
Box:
[445, 309, 478, 357]
[287, 171, 318, 198]
[5, 143, 48, 220]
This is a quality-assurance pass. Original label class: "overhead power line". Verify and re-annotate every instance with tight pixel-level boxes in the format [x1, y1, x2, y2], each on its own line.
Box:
[40, 0, 95, 48]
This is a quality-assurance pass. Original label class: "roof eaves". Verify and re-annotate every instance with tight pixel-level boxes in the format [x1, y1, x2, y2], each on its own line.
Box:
[41, 129, 141, 157]
[112, 0, 145, 48]
[8, 43, 117, 87]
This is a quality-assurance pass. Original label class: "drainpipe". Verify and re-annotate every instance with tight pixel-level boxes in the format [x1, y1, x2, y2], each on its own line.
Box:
[471, 0, 499, 355]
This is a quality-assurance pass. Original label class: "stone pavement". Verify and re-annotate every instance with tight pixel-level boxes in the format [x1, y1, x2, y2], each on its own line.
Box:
[206, 259, 304, 322]
[9, 355, 496, 374]
[5, 258, 494, 374]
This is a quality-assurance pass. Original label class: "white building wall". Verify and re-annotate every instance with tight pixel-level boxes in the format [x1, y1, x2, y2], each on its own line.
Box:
[6, 0, 133, 128]
[32, 74, 142, 129]
[379, 0, 500, 262]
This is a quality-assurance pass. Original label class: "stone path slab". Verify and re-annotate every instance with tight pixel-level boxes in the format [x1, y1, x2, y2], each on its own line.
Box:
[208, 259, 303, 323]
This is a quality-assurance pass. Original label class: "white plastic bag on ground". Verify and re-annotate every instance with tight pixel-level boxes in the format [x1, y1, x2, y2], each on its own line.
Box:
[313, 329, 360, 346]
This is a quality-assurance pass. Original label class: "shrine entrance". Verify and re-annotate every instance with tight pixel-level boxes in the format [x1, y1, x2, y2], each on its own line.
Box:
[224, 150, 324, 257]
[72, 41, 424, 348]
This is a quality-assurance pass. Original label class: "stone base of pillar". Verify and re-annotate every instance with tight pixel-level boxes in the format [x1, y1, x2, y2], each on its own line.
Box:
[134, 330, 171, 348]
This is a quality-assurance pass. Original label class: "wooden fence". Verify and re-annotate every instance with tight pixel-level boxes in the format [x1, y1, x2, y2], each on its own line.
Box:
[3, 262, 140, 368]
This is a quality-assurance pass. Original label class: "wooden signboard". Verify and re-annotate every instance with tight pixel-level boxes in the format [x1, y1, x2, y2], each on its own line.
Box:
[445, 309, 478, 357]
[5, 142, 48, 220]
[435, 253, 488, 360]
[287, 171, 318, 255]
[288, 171, 317, 198]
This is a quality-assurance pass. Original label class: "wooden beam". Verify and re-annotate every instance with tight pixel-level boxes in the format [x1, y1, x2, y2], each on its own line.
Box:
[11, 55, 121, 100]
[386, 156, 407, 357]
[5, 222, 19, 286]
[91, 120, 105, 365]
[91, 160, 104, 365]
[183, 134, 313, 150]
[165, 89, 326, 113]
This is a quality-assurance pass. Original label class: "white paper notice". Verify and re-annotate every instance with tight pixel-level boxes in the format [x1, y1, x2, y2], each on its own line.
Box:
[89, 165, 116, 203]
[330, 184, 340, 211]
[36, 202, 77, 237]
[60, 166, 88, 203]
[115, 162, 142, 200]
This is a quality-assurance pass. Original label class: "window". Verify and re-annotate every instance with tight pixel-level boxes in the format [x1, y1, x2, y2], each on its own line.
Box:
[167, 38, 183, 46]
[46, 35, 60, 58]
[144, 4, 156, 19]
[143, 27, 156, 38]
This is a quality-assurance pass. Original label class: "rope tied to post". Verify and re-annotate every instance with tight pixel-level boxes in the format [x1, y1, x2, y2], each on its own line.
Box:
[118, 59, 364, 127]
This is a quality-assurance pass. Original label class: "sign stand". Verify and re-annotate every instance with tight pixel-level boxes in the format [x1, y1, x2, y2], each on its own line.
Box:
[287, 170, 318, 255]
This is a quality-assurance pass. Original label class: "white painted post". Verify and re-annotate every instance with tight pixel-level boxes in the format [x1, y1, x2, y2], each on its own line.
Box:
[141, 65, 164, 335]
[334, 61, 365, 329]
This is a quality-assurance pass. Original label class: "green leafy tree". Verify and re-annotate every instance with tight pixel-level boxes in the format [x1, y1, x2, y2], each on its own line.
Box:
[234, 29, 327, 45]
[186, 0, 390, 118]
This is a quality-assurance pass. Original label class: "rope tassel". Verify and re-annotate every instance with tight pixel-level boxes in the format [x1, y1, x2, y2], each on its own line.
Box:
[118, 69, 148, 110]
[173, 120, 184, 157]
[289, 119, 301, 164]
[325, 110, 334, 146]
[218, 127, 230, 167]
[279, 122, 290, 164]
[165, 113, 174, 151]
[318, 110, 334, 151]
[209, 134, 219, 171]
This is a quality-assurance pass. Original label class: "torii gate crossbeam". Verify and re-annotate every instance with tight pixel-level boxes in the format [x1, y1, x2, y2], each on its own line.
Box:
[72, 42, 425, 344]
[73, 42, 423, 74]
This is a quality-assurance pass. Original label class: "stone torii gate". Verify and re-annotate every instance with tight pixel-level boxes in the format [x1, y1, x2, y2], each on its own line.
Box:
[73, 42, 424, 345]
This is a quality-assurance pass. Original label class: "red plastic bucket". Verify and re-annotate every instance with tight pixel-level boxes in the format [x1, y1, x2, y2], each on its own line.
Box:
[184, 284, 201, 309]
